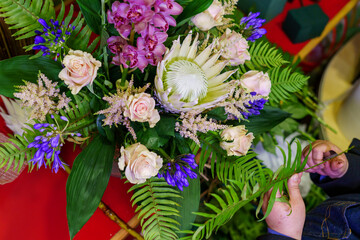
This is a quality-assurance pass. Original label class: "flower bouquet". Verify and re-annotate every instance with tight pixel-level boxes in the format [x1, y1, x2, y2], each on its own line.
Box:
[0, 0, 315, 239]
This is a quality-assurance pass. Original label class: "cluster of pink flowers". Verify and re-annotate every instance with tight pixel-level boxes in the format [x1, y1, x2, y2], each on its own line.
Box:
[107, 0, 183, 71]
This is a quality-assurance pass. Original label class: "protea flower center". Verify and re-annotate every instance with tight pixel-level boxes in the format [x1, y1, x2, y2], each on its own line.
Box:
[155, 33, 237, 113]
[165, 59, 208, 102]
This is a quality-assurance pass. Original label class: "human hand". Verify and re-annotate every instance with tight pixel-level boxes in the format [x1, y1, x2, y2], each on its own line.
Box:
[302, 140, 348, 179]
[262, 173, 305, 240]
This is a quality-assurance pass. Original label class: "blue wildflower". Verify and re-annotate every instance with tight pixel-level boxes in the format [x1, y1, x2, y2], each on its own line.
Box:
[158, 154, 198, 191]
[33, 18, 75, 60]
[240, 12, 267, 42]
[241, 93, 268, 119]
[27, 115, 76, 173]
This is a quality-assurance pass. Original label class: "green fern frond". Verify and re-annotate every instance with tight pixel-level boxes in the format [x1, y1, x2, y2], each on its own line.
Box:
[269, 67, 309, 103]
[45, 95, 97, 138]
[185, 140, 309, 240]
[0, 127, 38, 172]
[129, 178, 181, 240]
[0, 0, 55, 40]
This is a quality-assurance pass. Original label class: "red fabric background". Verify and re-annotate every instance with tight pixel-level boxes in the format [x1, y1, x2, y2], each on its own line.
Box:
[0, 96, 136, 240]
[263, 0, 350, 55]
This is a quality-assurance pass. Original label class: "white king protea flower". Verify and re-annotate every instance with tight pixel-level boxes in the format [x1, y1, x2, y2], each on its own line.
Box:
[155, 33, 237, 113]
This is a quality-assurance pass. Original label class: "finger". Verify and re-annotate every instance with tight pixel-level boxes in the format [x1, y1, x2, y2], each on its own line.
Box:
[288, 174, 303, 204]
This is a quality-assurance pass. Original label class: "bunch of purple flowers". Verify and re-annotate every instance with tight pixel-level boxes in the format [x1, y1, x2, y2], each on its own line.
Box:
[107, 0, 183, 71]
[27, 116, 79, 173]
[158, 154, 198, 191]
[33, 18, 75, 60]
[242, 92, 268, 119]
[240, 12, 267, 42]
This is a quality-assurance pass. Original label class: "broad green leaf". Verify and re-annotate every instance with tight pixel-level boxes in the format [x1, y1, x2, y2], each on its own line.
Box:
[170, 176, 200, 237]
[206, 107, 227, 121]
[66, 135, 115, 239]
[154, 116, 176, 137]
[0, 56, 62, 98]
[240, 106, 291, 135]
[176, 0, 213, 26]
[76, 0, 102, 34]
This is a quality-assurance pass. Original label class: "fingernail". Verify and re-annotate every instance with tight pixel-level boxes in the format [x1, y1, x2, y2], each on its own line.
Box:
[291, 174, 299, 182]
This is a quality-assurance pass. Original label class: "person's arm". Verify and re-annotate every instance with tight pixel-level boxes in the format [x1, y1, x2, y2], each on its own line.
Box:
[310, 138, 360, 197]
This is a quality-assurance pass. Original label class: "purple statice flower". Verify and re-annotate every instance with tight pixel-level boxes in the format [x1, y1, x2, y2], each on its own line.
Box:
[241, 92, 268, 119]
[158, 154, 198, 191]
[32, 18, 75, 60]
[27, 116, 75, 173]
[240, 12, 267, 42]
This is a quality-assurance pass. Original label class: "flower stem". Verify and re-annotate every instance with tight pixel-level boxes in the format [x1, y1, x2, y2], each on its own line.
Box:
[63, 165, 143, 240]
[158, 148, 173, 161]
[101, 0, 110, 81]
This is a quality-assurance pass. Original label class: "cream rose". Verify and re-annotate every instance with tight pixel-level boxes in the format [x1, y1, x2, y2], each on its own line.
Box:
[220, 125, 254, 156]
[191, 0, 225, 31]
[124, 93, 160, 128]
[118, 143, 163, 184]
[240, 71, 271, 96]
[59, 50, 101, 94]
[219, 28, 251, 66]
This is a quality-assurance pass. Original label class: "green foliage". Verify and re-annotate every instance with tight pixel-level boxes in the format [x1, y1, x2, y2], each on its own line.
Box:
[182, 141, 309, 239]
[176, 0, 213, 26]
[45, 95, 97, 139]
[76, 0, 101, 35]
[240, 41, 289, 73]
[0, 0, 55, 40]
[0, 55, 62, 98]
[269, 67, 309, 103]
[66, 135, 115, 239]
[170, 176, 201, 237]
[55, 2, 100, 53]
[129, 178, 182, 240]
[0, 127, 37, 172]
[240, 105, 291, 136]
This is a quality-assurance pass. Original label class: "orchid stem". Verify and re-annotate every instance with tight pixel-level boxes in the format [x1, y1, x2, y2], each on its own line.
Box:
[62, 165, 143, 240]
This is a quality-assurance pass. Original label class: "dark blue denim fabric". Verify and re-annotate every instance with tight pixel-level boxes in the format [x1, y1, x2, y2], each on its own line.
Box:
[302, 194, 360, 240]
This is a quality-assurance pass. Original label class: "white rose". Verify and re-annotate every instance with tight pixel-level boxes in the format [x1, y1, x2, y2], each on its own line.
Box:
[220, 125, 254, 156]
[219, 28, 251, 66]
[124, 93, 160, 128]
[240, 71, 271, 96]
[59, 50, 101, 94]
[191, 0, 225, 31]
[118, 143, 163, 184]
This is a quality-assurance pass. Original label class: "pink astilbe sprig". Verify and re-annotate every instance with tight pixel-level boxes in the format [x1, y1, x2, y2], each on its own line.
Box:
[14, 73, 71, 121]
[96, 80, 151, 140]
[107, 0, 183, 71]
[175, 111, 228, 145]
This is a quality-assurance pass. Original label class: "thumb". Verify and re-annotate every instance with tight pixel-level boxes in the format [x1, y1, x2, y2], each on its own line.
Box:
[287, 174, 302, 202]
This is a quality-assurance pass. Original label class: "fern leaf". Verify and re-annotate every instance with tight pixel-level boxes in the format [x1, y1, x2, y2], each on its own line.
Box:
[0, 0, 55, 40]
[245, 41, 289, 70]
[129, 178, 181, 240]
[0, 129, 37, 172]
[269, 67, 309, 103]
[186, 140, 308, 239]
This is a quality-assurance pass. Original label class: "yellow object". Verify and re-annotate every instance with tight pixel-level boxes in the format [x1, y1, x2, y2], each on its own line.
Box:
[319, 33, 360, 149]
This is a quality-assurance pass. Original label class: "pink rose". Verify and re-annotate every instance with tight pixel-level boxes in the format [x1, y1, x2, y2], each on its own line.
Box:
[220, 125, 254, 156]
[124, 93, 160, 127]
[219, 28, 251, 66]
[118, 143, 163, 184]
[240, 71, 271, 96]
[191, 0, 225, 31]
[59, 50, 101, 94]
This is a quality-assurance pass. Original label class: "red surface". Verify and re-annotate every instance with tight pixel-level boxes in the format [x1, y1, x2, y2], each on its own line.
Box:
[0, 113, 136, 240]
[263, 0, 350, 55]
